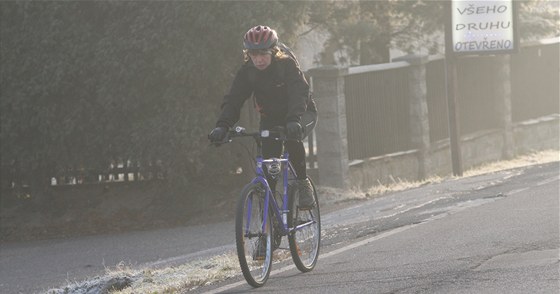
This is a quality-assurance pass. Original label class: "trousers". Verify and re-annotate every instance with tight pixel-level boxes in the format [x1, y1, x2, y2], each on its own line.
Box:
[261, 110, 317, 182]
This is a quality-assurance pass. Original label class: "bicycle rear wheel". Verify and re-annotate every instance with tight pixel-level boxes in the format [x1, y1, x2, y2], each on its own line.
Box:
[235, 182, 273, 287]
[288, 178, 321, 272]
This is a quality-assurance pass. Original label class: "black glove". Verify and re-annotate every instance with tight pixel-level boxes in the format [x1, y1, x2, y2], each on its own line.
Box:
[286, 121, 302, 140]
[208, 126, 228, 143]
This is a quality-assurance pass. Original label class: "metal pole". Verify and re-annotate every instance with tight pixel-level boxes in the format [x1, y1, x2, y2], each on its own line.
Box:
[444, 0, 463, 176]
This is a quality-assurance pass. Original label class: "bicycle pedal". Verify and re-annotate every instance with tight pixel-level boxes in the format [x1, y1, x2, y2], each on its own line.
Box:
[253, 250, 266, 261]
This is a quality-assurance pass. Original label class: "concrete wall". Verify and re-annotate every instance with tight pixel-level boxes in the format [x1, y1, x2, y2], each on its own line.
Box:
[513, 114, 560, 154]
[347, 115, 558, 190]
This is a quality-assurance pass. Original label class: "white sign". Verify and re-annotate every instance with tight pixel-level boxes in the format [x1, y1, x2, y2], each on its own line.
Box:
[452, 0, 517, 54]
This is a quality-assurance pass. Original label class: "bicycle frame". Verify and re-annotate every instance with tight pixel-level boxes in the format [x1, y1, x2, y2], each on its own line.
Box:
[240, 130, 315, 239]
[250, 150, 293, 236]
[230, 127, 321, 287]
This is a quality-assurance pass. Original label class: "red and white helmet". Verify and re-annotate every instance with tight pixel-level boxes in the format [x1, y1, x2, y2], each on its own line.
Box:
[243, 25, 278, 50]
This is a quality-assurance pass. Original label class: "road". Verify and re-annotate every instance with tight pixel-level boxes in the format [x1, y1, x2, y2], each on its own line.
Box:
[199, 161, 559, 293]
[0, 162, 558, 293]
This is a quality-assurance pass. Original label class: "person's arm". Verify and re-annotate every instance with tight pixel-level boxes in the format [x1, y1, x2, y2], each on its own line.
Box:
[283, 58, 310, 124]
[216, 66, 253, 128]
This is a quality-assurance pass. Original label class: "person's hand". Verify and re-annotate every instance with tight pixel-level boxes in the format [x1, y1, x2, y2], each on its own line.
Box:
[208, 126, 228, 143]
[286, 121, 302, 140]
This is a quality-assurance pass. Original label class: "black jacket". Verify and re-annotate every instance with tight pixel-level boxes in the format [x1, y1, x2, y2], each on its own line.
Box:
[216, 56, 314, 128]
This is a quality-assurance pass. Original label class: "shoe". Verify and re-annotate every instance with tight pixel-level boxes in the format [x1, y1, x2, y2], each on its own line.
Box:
[297, 178, 316, 210]
[253, 235, 267, 261]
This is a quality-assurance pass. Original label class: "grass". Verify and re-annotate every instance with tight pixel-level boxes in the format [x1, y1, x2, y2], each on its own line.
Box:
[47, 149, 559, 294]
[462, 149, 558, 177]
[46, 254, 241, 293]
[113, 253, 240, 293]
[323, 149, 559, 204]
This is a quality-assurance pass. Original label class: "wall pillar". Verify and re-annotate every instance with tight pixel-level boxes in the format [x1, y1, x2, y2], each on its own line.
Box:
[393, 54, 431, 179]
[308, 66, 349, 189]
[495, 55, 515, 159]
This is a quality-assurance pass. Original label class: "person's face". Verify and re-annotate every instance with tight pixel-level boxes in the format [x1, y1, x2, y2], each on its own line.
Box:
[248, 50, 272, 71]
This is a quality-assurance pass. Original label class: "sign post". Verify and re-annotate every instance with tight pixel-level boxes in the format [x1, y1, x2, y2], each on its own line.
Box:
[444, 0, 518, 176]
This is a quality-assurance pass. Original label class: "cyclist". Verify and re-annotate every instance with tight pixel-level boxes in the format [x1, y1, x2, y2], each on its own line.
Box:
[209, 25, 317, 210]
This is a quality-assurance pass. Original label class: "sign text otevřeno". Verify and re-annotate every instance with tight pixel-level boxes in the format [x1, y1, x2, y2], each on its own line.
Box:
[452, 1, 516, 54]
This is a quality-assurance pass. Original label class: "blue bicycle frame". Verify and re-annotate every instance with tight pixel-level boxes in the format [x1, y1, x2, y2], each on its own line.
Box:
[250, 150, 294, 236]
[239, 129, 315, 239]
[231, 127, 321, 287]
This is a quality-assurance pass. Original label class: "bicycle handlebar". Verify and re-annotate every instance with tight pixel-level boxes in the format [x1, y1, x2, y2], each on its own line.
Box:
[211, 126, 292, 146]
[229, 126, 288, 139]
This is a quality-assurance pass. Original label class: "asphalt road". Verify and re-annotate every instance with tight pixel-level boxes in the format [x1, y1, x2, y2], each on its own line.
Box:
[1, 162, 558, 293]
[200, 161, 559, 293]
[0, 213, 236, 293]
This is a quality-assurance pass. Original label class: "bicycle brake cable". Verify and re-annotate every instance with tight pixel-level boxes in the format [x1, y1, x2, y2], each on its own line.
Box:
[235, 140, 257, 172]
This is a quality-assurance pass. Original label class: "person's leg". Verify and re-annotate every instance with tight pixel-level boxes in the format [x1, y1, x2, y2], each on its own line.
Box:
[301, 110, 317, 139]
[285, 140, 315, 209]
[285, 140, 306, 179]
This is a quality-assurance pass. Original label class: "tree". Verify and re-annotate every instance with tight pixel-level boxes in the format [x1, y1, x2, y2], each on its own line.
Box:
[0, 1, 311, 198]
[518, 0, 560, 41]
[306, 0, 444, 65]
[306, 0, 559, 66]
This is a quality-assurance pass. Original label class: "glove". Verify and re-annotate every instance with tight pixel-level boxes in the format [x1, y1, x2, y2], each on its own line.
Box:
[286, 121, 302, 140]
[208, 126, 228, 143]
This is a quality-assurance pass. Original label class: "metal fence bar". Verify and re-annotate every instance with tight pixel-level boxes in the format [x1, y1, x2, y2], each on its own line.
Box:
[511, 41, 559, 122]
[344, 66, 412, 160]
[426, 57, 450, 143]
[456, 55, 502, 135]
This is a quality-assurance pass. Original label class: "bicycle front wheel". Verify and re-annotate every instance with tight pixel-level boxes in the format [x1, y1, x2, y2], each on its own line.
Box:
[235, 182, 273, 287]
[288, 178, 321, 272]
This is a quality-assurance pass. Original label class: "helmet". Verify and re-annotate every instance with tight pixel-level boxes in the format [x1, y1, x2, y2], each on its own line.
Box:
[243, 25, 278, 50]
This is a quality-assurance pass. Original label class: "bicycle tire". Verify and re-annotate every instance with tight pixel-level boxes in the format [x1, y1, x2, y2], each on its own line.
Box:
[235, 182, 273, 287]
[288, 178, 321, 272]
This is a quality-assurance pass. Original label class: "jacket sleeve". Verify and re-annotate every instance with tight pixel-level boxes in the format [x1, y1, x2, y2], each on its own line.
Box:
[283, 58, 310, 124]
[216, 66, 253, 128]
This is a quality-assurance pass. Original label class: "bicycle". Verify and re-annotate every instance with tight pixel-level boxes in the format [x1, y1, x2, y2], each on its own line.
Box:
[216, 126, 321, 287]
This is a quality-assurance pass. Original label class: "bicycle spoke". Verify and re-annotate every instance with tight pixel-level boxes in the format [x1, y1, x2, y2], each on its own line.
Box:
[288, 179, 321, 272]
[236, 183, 273, 287]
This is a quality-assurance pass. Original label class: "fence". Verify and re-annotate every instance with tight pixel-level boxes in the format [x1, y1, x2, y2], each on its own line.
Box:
[425, 41, 559, 141]
[344, 63, 412, 160]
[425, 57, 449, 143]
[3, 159, 166, 190]
[511, 40, 559, 122]
[425, 55, 504, 141]
[309, 38, 559, 188]
[343, 39, 559, 160]
[51, 160, 166, 186]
